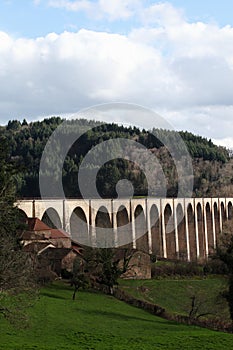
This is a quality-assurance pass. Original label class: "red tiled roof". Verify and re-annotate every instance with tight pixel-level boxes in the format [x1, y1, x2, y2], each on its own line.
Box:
[26, 218, 70, 237]
[26, 218, 51, 231]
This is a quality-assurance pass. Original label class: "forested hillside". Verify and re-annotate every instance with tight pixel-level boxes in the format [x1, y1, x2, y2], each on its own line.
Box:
[0, 117, 232, 198]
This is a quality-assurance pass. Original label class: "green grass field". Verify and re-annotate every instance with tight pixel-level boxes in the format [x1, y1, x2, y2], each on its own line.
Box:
[1, 281, 233, 350]
[119, 276, 230, 320]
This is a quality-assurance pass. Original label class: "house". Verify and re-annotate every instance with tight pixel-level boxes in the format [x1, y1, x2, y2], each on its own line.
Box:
[21, 218, 81, 277]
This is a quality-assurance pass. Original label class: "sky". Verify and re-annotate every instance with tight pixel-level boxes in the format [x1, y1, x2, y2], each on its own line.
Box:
[0, 0, 233, 148]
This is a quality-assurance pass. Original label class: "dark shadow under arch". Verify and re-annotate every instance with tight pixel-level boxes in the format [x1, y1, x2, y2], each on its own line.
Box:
[17, 208, 28, 223]
[228, 202, 233, 220]
[41, 207, 62, 229]
[197, 203, 205, 260]
[206, 203, 214, 255]
[214, 202, 220, 243]
[70, 207, 88, 245]
[187, 204, 196, 261]
[117, 205, 132, 249]
[95, 206, 113, 248]
[150, 205, 161, 257]
[221, 202, 226, 222]
[134, 205, 148, 253]
[164, 204, 176, 259]
[176, 204, 186, 260]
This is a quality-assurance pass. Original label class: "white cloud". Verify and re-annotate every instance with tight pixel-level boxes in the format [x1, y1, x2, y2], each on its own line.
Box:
[48, 0, 93, 12]
[48, 0, 140, 20]
[141, 2, 185, 27]
[1, 2, 233, 146]
[213, 137, 233, 150]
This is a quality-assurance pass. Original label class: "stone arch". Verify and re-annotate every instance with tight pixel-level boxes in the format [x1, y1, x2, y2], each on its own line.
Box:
[164, 204, 176, 259]
[95, 206, 113, 248]
[116, 205, 132, 248]
[150, 205, 161, 257]
[134, 205, 148, 253]
[213, 202, 220, 242]
[197, 203, 205, 260]
[228, 201, 233, 220]
[187, 204, 196, 260]
[41, 207, 62, 229]
[70, 207, 88, 245]
[176, 204, 186, 260]
[206, 203, 214, 255]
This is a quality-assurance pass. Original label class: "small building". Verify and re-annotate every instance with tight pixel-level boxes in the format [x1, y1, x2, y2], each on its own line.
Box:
[21, 218, 81, 277]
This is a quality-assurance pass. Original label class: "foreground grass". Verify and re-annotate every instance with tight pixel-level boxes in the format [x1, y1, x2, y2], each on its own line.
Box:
[119, 276, 230, 321]
[1, 281, 233, 350]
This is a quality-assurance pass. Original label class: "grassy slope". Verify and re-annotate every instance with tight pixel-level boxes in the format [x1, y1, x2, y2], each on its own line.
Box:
[119, 276, 230, 321]
[1, 281, 233, 350]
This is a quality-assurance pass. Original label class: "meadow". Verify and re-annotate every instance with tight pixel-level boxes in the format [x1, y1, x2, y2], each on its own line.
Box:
[1, 281, 233, 350]
[119, 276, 230, 321]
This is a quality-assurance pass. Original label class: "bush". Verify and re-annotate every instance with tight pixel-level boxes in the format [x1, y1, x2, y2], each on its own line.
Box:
[203, 259, 228, 275]
[151, 260, 203, 278]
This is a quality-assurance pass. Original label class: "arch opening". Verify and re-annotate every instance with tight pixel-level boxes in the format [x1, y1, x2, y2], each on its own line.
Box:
[95, 206, 113, 248]
[150, 205, 161, 257]
[134, 205, 148, 253]
[197, 203, 205, 260]
[221, 202, 226, 222]
[17, 208, 28, 223]
[176, 204, 186, 260]
[116, 206, 132, 248]
[70, 207, 88, 245]
[41, 207, 62, 229]
[164, 204, 176, 259]
[214, 203, 220, 243]
[187, 204, 196, 260]
[228, 202, 233, 220]
[206, 203, 214, 255]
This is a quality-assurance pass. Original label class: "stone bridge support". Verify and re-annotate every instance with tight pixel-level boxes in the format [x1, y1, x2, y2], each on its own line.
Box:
[17, 197, 233, 262]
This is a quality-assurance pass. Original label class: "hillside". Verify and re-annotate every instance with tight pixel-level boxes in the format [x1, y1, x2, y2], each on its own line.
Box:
[1, 282, 233, 350]
[0, 117, 232, 198]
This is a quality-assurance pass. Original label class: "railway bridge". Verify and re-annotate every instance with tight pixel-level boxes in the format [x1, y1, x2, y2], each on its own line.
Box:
[18, 197, 233, 261]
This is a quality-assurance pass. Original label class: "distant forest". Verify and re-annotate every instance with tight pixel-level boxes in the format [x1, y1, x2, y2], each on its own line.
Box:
[0, 117, 232, 198]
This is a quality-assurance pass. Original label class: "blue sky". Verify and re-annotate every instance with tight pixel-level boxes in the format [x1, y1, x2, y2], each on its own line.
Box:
[1, 1, 233, 38]
[0, 1, 233, 147]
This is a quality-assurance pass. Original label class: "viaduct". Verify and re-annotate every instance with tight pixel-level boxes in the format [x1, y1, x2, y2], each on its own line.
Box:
[18, 197, 233, 262]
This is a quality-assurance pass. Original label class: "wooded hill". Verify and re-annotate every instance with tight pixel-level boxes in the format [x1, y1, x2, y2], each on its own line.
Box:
[1, 117, 232, 198]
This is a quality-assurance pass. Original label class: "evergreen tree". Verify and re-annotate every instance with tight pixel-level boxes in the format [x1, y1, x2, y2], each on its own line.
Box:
[0, 136, 38, 326]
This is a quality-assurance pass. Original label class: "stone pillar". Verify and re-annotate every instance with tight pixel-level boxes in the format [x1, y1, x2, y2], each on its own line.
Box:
[130, 200, 136, 249]
[184, 202, 191, 261]
[203, 202, 209, 257]
[63, 200, 70, 234]
[225, 198, 229, 220]
[131, 214, 136, 249]
[194, 200, 200, 259]
[90, 200, 96, 248]
[211, 200, 216, 249]
[111, 200, 118, 248]
[173, 199, 179, 258]
[161, 201, 167, 259]
[146, 199, 152, 254]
